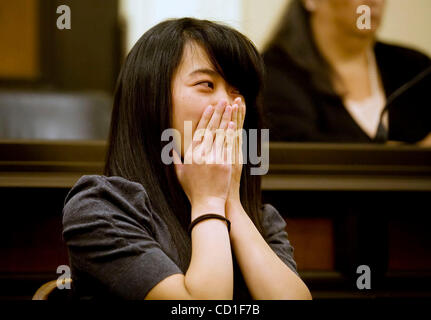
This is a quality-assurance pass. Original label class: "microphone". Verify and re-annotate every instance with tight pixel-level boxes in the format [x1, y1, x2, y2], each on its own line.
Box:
[374, 64, 431, 142]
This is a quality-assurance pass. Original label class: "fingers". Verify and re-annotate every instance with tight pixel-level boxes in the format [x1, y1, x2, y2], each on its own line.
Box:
[189, 105, 214, 156]
[191, 101, 226, 159]
[233, 97, 245, 129]
[195, 104, 215, 133]
[232, 98, 246, 165]
[224, 121, 236, 164]
[219, 104, 232, 131]
[206, 100, 227, 132]
[230, 104, 238, 165]
[214, 105, 232, 163]
[232, 103, 238, 129]
[188, 99, 242, 165]
[213, 128, 226, 164]
[207, 105, 232, 164]
[202, 100, 228, 156]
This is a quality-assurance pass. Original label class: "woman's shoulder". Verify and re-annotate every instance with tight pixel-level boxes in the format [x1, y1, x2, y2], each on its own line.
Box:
[376, 41, 430, 61]
[63, 175, 150, 208]
[259, 203, 299, 274]
[62, 175, 153, 227]
[375, 41, 431, 75]
[260, 203, 287, 235]
[66, 174, 148, 198]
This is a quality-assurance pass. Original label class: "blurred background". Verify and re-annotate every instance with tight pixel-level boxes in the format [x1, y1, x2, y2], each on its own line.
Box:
[0, 0, 430, 300]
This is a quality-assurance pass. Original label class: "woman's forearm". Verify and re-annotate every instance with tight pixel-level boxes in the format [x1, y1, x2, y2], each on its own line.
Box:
[184, 200, 233, 299]
[227, 201, 312, 300]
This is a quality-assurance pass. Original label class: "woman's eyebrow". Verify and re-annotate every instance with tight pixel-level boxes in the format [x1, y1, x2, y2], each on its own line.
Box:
[188, 68, 219, 77]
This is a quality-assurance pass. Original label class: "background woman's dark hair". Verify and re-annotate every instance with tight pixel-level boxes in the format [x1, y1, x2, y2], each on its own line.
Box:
[264, 0, 336, 96]
[104, 18, 265, 299]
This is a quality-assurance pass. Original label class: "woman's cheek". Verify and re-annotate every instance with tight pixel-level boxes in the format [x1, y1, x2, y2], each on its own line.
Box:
[178, 89, 211, 132]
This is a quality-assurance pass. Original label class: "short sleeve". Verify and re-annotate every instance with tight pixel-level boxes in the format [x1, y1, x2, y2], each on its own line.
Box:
[260, 204, 299, 276]
[62, 175, 183, 299]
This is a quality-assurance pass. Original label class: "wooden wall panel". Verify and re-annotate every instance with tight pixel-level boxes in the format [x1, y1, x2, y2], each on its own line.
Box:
[285, 218, 335, 271]
[0, 0, 39, 79]
[388, 218, 431, 271]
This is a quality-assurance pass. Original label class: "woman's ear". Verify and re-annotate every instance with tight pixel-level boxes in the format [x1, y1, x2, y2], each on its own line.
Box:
[302, 0, 317, 12]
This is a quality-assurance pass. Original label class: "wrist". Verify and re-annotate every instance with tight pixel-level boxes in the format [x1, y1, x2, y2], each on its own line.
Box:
[191, 196, 226, 220]
[227, 172, 241, 203]
[227, 182, 240, 204]
[225, 199, 247, 221]
[226, 197, 242, 210]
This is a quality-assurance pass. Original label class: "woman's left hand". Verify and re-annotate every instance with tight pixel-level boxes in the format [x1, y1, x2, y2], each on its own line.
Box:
[226, 97, 245, 204]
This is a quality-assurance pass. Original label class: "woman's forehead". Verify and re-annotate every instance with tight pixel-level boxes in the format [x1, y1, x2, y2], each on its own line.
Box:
[178, 41, 216, 74]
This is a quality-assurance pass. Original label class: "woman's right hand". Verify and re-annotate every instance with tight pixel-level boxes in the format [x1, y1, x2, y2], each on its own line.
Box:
[173, 100, 235, 219]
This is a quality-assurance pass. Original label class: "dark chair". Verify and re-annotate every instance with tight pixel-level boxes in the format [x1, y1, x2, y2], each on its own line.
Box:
[0, 91, 112, 140]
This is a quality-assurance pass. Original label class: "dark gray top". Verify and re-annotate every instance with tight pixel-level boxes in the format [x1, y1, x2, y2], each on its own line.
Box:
[62, 175, 298, 300]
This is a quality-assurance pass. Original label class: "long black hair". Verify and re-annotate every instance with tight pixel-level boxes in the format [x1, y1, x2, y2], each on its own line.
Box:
[104, 18, 265, 299]
[264, 0, 336, 96]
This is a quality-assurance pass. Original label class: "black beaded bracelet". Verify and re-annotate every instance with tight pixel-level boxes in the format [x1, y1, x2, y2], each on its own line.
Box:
[188, 214, 231, 234]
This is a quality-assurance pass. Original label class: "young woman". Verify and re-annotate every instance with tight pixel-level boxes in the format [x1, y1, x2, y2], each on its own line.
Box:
[62, 18, 311, 300]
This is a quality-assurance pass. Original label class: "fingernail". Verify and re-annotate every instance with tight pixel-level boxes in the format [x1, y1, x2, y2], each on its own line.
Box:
[205, 105, 214, 114]
[218, 100, 227, 108]
[225, 105, 231, 113]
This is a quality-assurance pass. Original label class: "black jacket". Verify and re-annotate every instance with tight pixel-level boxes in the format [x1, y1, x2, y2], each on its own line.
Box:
[263, 42, 431, 143]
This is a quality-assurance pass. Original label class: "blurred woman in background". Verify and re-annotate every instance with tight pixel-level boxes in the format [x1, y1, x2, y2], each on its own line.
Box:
[263, 0, 431, 143]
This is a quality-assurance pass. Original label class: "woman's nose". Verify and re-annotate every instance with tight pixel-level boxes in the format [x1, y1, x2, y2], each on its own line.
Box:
[212, 89, 235, 106]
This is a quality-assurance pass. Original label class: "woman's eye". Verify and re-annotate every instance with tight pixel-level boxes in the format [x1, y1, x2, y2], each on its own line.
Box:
[197, 81, 214, 89]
